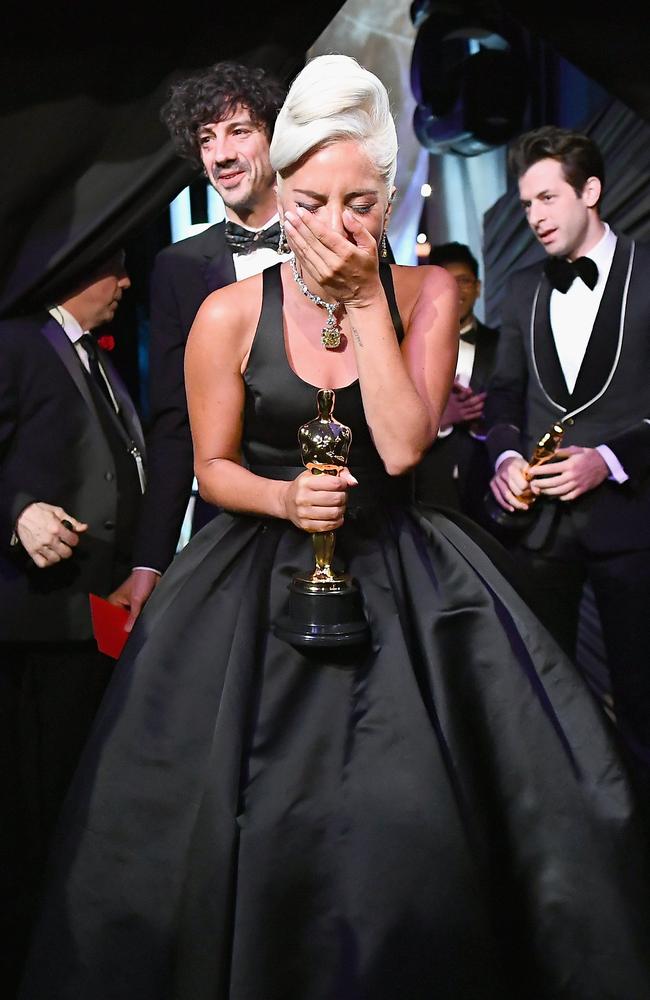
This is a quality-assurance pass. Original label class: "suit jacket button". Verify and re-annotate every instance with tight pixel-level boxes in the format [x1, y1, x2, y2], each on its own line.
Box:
[104, 520, 115, 530]
[105, 471, 114, 481]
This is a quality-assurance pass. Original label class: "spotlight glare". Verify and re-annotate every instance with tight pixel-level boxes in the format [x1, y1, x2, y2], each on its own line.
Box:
[420, 183, 432, 197]
[416, 232, 428, 244]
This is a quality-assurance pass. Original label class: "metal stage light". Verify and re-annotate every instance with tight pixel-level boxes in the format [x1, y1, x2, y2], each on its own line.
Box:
[410, 0, 529, 156]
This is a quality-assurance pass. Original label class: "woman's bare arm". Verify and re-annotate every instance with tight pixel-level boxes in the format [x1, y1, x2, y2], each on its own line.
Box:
[350, 262, 458, 473]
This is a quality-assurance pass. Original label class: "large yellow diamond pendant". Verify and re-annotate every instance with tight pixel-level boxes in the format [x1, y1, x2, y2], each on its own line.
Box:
[321, 312, 342, 349]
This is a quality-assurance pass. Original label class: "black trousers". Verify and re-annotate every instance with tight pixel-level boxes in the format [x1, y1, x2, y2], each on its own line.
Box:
[0, 640, 113, 996]
[518, 515, 650, 785]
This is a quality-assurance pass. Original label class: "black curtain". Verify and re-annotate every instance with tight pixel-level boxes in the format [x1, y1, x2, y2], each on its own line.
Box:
[496, 1, 650, 126]
[0, 1, 345, 318]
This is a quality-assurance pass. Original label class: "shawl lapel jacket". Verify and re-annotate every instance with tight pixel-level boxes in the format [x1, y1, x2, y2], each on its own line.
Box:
[0, 312, 145, 641]
[485, 235, 650, 552]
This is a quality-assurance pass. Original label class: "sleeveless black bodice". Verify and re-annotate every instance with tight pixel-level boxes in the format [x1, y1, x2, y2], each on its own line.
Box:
[242, 263, 410, 505]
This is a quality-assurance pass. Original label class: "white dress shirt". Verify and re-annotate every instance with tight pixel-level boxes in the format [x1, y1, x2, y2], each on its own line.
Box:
[456, 328, 476, 388]
[549, 224, 616, 393]
[496, 224, 627, 483]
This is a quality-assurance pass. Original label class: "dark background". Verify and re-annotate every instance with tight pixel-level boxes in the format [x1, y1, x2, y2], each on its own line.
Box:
[0, 0, 348, 404]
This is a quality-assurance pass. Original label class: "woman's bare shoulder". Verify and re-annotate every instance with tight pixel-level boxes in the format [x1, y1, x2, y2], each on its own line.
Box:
[194, 270, 264, 325]
[188, 271, 264, 358]
[390, 262, 456, 298]
[389, 263, 456, 329]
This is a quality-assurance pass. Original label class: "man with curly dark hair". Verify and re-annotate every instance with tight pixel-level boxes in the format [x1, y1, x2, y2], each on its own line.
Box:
[109, 62, 290, 626]
[162, 61, 286, 228]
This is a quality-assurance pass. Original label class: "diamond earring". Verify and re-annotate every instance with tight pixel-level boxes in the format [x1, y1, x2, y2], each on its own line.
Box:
[278, 222, 290, 255]
[380, 230, 388, 259]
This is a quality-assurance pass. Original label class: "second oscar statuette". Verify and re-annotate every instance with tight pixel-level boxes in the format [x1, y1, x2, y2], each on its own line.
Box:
[485, 419, 569, 529]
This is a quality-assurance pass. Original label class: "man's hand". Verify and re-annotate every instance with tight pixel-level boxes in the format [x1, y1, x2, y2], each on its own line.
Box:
[16, 502, 87, 568]
[108, 568, 160, 632]
[489, 456, 530, 511]
[440, 381, 486, 430]
[529, 446, 609, 501]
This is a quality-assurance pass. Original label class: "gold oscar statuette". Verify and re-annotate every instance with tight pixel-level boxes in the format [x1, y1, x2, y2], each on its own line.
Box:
[485, 419, 570, 529]
[274, 388, 370, 647]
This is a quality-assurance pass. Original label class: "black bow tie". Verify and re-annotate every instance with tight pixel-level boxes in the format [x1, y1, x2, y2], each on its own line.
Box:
[225, 220, 281, 254]
[544, 255, 599, 293]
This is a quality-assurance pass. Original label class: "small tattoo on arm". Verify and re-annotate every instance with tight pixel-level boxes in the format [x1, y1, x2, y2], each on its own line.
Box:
[350, 323, 363, 347]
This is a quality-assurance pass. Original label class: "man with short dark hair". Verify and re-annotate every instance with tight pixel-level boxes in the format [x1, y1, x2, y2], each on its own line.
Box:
[0, 251, 144, 989]
[485, 125, 650, 783]
[415, 241, 499, 528]
[111, 62, 291, 628]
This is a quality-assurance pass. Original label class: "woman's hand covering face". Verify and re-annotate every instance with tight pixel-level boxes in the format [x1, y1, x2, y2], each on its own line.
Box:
[284, 207, 382, 309]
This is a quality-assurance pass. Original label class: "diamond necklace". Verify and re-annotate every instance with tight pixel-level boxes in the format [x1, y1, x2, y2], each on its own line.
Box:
[289, 256, 342, 349]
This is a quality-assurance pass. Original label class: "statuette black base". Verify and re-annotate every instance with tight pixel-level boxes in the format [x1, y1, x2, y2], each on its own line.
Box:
[274, 575, 370, 648]
[484, 491, 537, 531]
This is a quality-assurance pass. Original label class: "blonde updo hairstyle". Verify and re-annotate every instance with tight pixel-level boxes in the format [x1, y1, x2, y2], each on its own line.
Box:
[270, 54, 398, 195]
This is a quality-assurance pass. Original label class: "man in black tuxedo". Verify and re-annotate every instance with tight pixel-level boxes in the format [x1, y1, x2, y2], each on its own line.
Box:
[415, 242, 499, 530]
[485, 126, 650, 780]
[0, 251, 145, 989]
[111, 62, 290, 627]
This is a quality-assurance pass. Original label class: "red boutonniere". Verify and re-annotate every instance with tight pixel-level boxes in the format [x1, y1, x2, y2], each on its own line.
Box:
[97, 334, 115, 351]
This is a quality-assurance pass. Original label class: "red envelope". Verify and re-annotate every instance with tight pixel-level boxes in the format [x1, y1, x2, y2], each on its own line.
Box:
[89, 593, 129, 660]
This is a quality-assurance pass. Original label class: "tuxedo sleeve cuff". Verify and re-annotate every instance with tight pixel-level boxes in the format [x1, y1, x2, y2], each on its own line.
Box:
[436, 425, 454, 440]
[132, 566, 163, 576]
[596, 445, 629, 484]
[495, 450, 524, 472]
[486, 424, 522, 468]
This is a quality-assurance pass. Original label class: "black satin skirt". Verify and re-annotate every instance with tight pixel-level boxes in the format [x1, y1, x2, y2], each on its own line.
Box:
[19, 507, 650, 999]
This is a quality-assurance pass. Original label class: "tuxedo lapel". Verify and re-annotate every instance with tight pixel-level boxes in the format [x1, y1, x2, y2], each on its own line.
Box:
[41, 315, 145, 460]
[470, 322, 497, 391]
[101, 353, 145, 455]
[203, 252, 236, 293]
[40, 316, 96, 414]
[200, 222, 236, 293]
[568, 236, 632, 412]
[532, 279, 571, 408]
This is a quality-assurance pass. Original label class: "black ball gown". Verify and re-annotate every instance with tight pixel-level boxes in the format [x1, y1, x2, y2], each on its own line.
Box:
[19, 265, 650, 999]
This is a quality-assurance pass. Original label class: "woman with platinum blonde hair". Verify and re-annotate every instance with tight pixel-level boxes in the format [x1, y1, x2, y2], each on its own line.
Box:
[20, 54, 650, 1000]
[269, 53, 398, 192]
